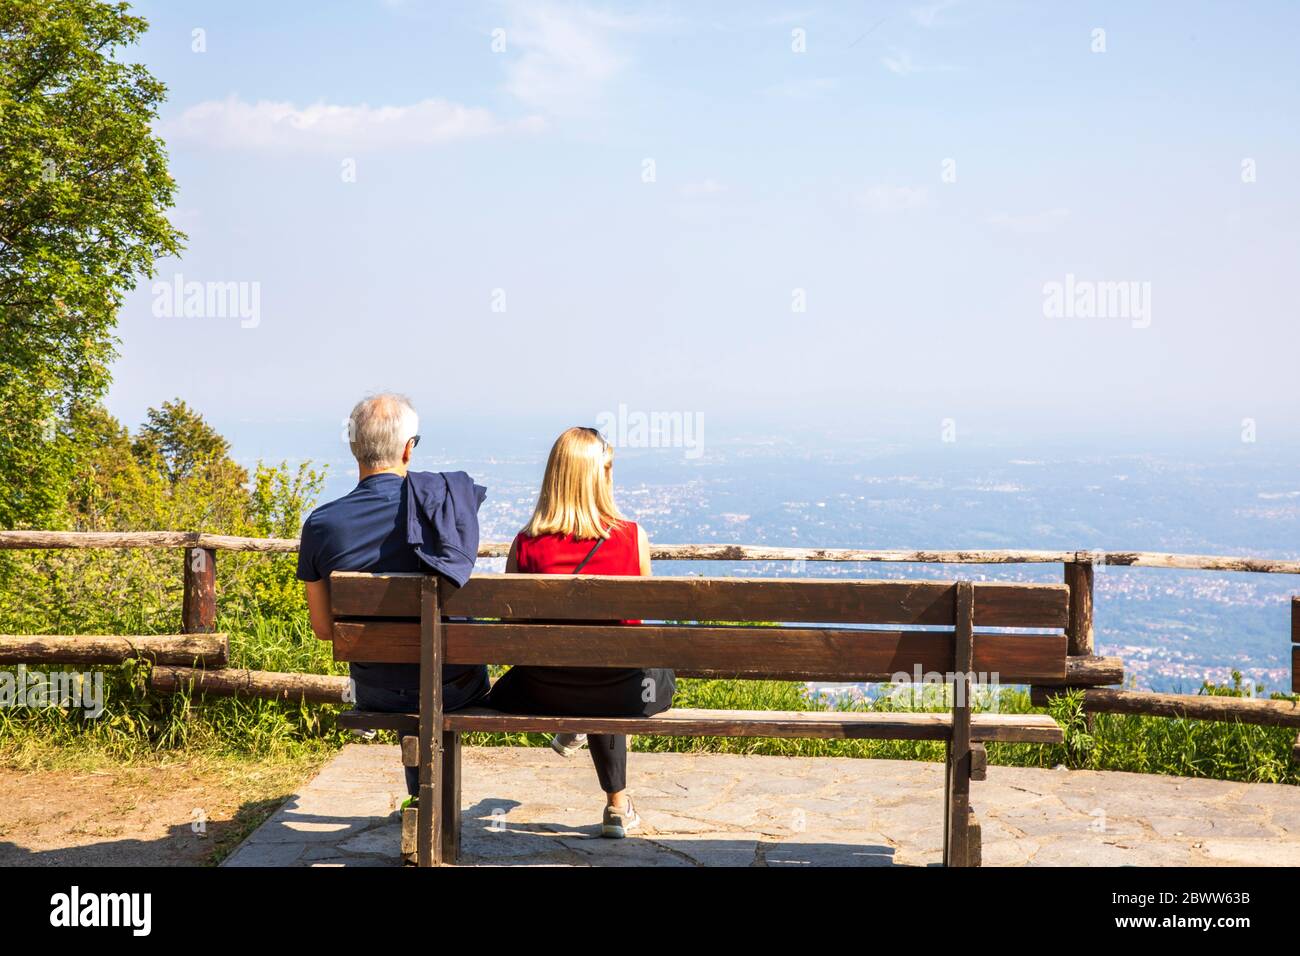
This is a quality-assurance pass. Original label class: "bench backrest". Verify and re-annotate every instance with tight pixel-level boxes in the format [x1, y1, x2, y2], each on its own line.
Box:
[327, 573, 1069, 684]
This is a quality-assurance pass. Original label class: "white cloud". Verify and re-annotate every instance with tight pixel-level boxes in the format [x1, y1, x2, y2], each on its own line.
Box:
[987, 208, 1071, 233]
[164, 95, 536, 152]
[855, 185, 934, 212]
[500, 2, 668, 115]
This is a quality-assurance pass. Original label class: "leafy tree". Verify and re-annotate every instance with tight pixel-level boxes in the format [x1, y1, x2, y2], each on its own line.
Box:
[67, 403, 150, 528]
[0, 400, 326, 634]
[132, 399, 236, 485]
[0, 0, 184, 529]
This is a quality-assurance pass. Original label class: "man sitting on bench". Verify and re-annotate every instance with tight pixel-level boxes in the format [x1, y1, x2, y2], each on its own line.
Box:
[298, 392, 490, 804]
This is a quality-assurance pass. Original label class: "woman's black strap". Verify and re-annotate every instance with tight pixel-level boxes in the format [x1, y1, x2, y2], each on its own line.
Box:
[572, 527, 611, 573]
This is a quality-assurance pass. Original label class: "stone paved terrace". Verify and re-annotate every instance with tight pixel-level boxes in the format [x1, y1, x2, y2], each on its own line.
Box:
[222, 744, 1300, 867]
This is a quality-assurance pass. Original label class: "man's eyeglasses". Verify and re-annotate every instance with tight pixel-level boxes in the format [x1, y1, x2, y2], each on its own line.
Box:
[409, 435, 421, 449]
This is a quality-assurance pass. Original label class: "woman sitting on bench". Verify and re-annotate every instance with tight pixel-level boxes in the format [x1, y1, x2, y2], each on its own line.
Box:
[489, 426, 675, 838]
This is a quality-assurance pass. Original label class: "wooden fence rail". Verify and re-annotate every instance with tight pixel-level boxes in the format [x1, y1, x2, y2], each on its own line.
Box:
[6, 531, 1300, 573]
[1, 531, 1296, 740]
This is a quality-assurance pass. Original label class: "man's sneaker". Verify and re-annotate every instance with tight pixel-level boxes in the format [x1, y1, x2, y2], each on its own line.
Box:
[601, 798, 641, 839]
[551, 733, 587, 757]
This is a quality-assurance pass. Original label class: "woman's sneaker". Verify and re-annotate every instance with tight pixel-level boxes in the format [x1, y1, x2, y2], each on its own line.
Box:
[601, 797, 641, 839]
[550, 733, 587, 757]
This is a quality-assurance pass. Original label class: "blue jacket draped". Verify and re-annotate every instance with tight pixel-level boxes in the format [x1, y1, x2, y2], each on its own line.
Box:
[402, 470, 487, 587]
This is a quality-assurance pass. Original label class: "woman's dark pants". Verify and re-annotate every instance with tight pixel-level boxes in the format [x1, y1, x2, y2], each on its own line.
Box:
[487, 666, 676, 794]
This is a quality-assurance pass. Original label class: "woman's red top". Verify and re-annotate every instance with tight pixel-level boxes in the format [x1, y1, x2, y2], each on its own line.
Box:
[513, 521, 641, 576]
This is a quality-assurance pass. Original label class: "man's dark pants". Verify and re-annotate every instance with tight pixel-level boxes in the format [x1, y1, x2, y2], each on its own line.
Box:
[353, 665, 490, 796]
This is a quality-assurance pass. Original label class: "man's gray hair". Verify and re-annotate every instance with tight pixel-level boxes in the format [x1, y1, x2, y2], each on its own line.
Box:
[348, 393, 419, 469]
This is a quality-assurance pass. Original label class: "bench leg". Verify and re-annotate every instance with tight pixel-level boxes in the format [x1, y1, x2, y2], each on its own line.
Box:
[418, 771, 439, 866]
[944, 581, 979, 868]
[943, 742, 982, 868]
[440, 730, 461, 864]
[966, 743, 984, 866]
[943, 744, 968, 867]
[402, 731, 456, 865]
[943, 742, 952, 865]
[417, 576, 444, 867]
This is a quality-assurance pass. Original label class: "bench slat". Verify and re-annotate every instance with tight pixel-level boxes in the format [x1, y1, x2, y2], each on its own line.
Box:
[338, 710, 418, 734]
[331, 621, 1068, 683]
[338, 707, 1062, 743]
[329, 573, 1069, 628]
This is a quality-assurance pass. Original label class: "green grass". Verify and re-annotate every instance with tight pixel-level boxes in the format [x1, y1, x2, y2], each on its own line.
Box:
[474, 678, 1298, 785]
[0, 614, 348, 767]
[1, 615, 1296, 786]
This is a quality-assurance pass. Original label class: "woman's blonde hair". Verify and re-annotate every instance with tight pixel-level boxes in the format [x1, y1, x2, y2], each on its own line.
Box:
[524, 427, 624, 540]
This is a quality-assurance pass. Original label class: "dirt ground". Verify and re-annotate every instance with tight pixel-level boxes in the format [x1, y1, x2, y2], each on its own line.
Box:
[0, 754, 327, 866]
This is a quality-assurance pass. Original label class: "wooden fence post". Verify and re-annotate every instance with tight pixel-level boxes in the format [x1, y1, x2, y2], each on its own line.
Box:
[182, 547, 217, 634]
[1064, 559, 1095, 657]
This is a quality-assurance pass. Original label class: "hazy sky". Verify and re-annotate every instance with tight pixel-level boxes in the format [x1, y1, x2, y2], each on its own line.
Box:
[106, 0, 1300, 454]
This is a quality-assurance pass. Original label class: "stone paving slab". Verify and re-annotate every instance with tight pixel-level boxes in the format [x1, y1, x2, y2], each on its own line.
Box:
[222, 744, 1300, 867]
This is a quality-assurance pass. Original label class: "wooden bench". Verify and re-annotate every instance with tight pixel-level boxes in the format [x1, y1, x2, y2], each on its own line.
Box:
[325, 571, 1069, 867]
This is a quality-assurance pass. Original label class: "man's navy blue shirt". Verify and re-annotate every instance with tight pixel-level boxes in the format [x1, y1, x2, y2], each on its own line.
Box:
[297, 473, 477, 688]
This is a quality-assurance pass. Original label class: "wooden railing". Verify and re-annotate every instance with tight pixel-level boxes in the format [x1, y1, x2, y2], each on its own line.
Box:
[1, 531, 1297, 757]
